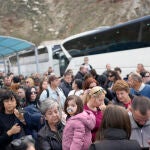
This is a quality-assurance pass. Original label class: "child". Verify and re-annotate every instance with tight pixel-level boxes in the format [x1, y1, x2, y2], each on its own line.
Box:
[62, 95, 96, 150]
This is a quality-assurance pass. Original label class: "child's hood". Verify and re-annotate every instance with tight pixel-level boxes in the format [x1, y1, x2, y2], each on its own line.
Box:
[70, 110, 96, 130]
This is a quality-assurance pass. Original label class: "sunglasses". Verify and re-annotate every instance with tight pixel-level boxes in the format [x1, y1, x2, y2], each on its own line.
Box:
[30, 91, 37, 95]
[108, 74, 114, 77]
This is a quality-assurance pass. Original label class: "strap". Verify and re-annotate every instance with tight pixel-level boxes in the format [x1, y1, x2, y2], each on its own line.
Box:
[46, 89, 49, 98]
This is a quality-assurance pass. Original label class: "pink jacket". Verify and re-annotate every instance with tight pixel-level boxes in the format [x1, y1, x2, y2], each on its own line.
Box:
[62, 110, 96, 150]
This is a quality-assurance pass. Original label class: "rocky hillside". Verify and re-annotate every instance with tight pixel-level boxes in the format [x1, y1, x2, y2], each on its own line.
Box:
[0, 0, 150, 45]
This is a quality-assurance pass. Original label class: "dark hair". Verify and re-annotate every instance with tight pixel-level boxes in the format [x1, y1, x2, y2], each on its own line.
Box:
[64, 95, 83, 116]
[25, 86, 38, 104]
[131, 96, 150, 115]
[98, 105, 131, 140]
[0, 89, 20, 113]
[114, 67, 122, 73]
[108, 70, 121, 82]
[74, 79, 83, 90]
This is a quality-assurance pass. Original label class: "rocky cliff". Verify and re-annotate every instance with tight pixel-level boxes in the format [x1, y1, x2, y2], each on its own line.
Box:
[0, 0, 149, 45]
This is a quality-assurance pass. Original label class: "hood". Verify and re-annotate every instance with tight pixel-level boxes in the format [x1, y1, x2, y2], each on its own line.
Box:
[104, 128, 127, 140]
[70, 110, 96, 130]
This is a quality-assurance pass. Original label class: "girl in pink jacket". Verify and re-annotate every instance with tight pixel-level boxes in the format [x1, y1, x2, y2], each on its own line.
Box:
[62, 95, 96, 150]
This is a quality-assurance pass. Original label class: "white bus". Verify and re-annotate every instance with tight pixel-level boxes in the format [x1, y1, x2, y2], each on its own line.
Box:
[8, 41, 69, 76]
[61, 15, 150, 77]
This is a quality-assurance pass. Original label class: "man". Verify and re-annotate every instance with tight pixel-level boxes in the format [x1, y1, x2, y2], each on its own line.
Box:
[74, 65, 88, 81]
[103, 63, 111, 77]
[59, 71, 72, 97]
[39, 74, 66, 107]
[128, 72, 150, 98]
[129, 96, 150, 148]
[136, 63, 147, 74]
[140, 71, 150, 85]
[82, 56, 93, 72]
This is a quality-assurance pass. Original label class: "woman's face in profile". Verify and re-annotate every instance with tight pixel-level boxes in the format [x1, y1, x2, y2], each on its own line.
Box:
[45, 106, 60, 126]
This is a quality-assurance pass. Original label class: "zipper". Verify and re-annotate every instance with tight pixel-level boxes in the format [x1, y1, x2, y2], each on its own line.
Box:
[141, 128, 144, 147]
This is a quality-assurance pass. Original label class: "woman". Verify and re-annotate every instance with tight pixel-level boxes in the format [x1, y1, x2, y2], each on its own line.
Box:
[25, 86, 39, 107]
[37, 99, 64, 150]
[68, 79, 83, 96]
[17, 85, 27, 108]
[84, 86, 106, 142]
[112, 80, 133, 110]
[39, 79, 48, 97]
[89, 105, 141, 150]
[0, 89, 25, 150]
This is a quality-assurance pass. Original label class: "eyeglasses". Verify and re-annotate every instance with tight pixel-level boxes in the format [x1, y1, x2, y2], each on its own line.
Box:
[31, 91, 37, 95]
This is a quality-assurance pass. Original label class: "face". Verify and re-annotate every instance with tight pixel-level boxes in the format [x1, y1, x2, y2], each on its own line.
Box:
[106, 64, 111, 70]
[42, 81, 48, 90]
[3, 97, 17, 114]
[127, 76, 135, 88]
[17, 88, 25, 99]
[84, 57, 89, 64]
[4, 77, 12, 86]
[116, 90, 129, 103]
[143, 73, 150, 83]
[30, 88, 37, 101]
[45, 106, 60, 126]
[67, 100, 77, 116]
[64, 75, 72, 84]
[72, 81, 76, 89]
[92, 94, 105, 107]
[132, 110, 150, 125]
[51, 78, 61, 87]
[108, 74, 115, 81]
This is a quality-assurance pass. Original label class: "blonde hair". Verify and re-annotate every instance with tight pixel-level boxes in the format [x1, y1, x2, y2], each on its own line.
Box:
[84, 86, 106, 104]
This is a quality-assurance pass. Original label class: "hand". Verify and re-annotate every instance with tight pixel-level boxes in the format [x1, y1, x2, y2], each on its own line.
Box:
[99, 103, 106, 112]
[14, 108, 24, 121]
[7, 123, 21, 136]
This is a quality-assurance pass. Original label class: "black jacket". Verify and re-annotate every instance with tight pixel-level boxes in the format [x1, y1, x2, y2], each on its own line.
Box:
[37, 122, 64, 150]
[89, 128, 141, 150]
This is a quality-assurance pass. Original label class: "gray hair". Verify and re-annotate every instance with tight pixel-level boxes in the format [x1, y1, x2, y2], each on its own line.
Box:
[39, 98, 62, 116]
[129, 72, 142, 83]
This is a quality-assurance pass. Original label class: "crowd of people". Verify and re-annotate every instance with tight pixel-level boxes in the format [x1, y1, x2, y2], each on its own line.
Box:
[0, 57, 150, 150]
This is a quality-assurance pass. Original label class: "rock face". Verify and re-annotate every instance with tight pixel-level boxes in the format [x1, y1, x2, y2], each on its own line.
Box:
[0, 0, 149, 44]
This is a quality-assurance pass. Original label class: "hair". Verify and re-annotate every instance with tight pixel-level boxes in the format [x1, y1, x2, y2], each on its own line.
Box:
[74, 79, 83, 90]
[39, 79, 48, 95]
[114, 67, 122, 73]
[25, 86, 38, 104]
[82, 77, 98, 90]
[112, 80, 130, 93]
[131, 96, 150, 115]
[0, 89, 20, 113]
[108, 70, 122, 82]
[64, 95, 83, 116]
[129, 72, 142, 83]
[26, 77, 34, 86]
[97, 105, 131, 140]
[39, 98, 62, 116]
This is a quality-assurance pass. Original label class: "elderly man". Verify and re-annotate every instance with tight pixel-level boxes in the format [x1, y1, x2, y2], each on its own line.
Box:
[129, 96, 150, 148]
[128, 72, 150, 98]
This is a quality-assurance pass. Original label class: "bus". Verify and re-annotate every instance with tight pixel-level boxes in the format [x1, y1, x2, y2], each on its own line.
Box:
[61, 15, 150, 77]
[8, 40, 69, 76]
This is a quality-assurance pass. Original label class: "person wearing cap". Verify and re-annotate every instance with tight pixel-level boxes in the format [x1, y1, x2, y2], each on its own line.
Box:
[39, 74, 66, 108]
[84, 86, 106, 142]
[37, 98, 64, 150]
